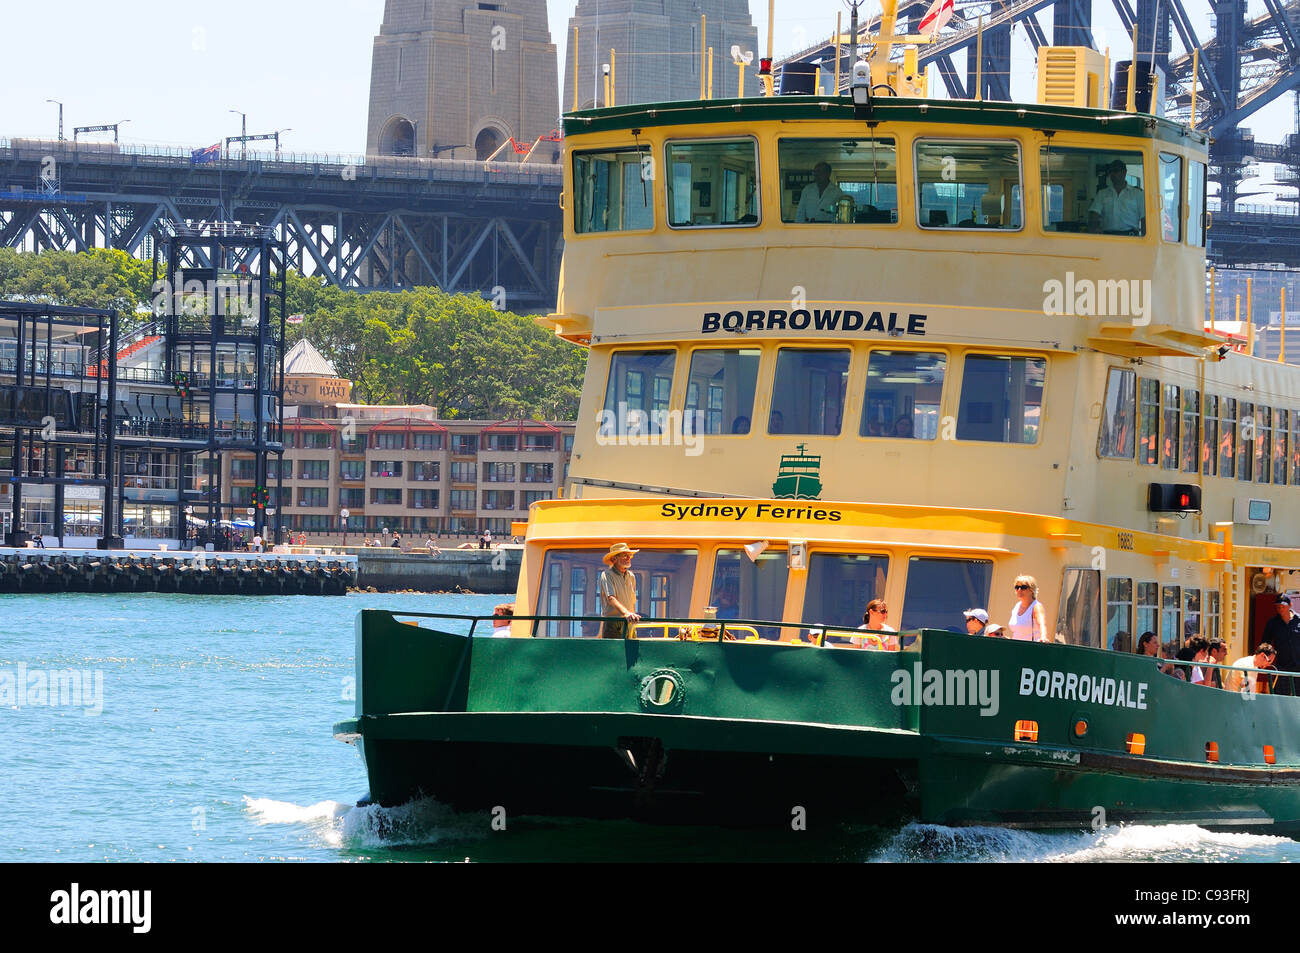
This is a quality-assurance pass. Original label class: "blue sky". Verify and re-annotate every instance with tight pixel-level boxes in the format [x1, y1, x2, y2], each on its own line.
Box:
[4, 0, 1293, 174]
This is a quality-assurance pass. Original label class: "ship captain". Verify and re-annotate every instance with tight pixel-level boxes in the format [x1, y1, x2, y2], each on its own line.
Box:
[1087, 159, 1145, 235]
[796, 162, 850, 222]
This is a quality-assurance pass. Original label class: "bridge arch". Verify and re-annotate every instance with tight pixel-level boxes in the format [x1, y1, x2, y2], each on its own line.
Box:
[377, 116, 416, 157]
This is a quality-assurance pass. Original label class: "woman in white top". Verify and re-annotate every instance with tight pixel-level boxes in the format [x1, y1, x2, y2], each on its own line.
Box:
[1008, 575, 1048, 642]
[858, 598, 899, 650]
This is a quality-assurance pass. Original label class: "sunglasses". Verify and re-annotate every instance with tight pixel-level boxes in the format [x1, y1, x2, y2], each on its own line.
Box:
[1015, 584, 1031, 590]
[872, 608, 888, 615]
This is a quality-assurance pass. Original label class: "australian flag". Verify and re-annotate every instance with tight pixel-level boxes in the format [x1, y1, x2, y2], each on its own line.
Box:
[190, 143, 221, 165]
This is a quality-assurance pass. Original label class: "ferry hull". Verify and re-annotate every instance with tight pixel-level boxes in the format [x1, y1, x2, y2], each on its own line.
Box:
[336, 611, 1300, 831]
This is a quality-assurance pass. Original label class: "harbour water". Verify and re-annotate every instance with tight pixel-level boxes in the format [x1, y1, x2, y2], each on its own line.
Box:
[6, 591, 1300, 863]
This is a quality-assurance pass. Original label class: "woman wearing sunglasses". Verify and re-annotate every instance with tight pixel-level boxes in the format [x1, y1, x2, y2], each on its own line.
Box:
[1007, 575, 1048, 642]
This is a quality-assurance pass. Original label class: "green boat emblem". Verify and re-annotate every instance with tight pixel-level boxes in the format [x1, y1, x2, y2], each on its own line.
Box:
[772, 444, 822, 500]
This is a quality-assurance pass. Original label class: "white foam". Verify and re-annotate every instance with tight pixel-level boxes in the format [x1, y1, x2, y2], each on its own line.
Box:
[242, 797, 352, 847]
[243, 794, 490, 851]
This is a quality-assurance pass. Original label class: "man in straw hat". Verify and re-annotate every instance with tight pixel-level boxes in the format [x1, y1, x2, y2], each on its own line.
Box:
[598, 542, 641, 639]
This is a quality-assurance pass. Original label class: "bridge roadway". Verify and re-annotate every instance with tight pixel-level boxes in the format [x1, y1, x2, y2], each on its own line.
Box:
[0, 138, 562, 309]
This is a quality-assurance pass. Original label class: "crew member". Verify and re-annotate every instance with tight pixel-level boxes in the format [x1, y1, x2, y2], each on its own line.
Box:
[796, 162, 849, 222]
[597, 542, 640, 639]
[1262, 595, 1300, 694]
[1088, 160, 1145, 235]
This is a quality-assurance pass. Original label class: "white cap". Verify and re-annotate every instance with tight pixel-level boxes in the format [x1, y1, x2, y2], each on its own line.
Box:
[963, 608, 989, 624]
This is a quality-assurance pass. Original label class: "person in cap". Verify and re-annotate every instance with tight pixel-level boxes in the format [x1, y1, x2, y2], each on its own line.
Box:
[963, 608, 989, 636]
[984, 624, 1006, 638]
[597, 543, 641, 639]
[1262, 594, 1300, 694]
[1087, 159, 1145, 235]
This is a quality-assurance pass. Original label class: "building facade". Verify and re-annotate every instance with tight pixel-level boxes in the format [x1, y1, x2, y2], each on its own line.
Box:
[563, 0, 758, 110]
[367, 0, 561, 161]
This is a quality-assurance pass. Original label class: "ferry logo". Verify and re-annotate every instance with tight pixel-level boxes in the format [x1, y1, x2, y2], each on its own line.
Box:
[49, 883, 151, 933]
[772, 444, 822, 500]
[1041, 271, 1152, 325]
[890, 662, 1000, 716]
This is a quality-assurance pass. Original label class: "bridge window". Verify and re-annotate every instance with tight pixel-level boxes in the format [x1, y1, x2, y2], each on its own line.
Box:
[1138, 378, 1159, 465]
[1040, 146, 1145, 235]
[601, 350, 675, 436]
[1159, 153, 1183, 242]
[802, 553, 890, 643]
[955, 354, 1045, 444]
[573, 147, 653, 233]
[1098, 367, 1136, 459]
[1106, 577, 1133, 652]
[899, 556, 992, 633]
[777, 137, 897, 223]
[711, 547, 788, 640]
[1202, 393, 1218, 477]
[665, 138, 759, 227]
[769, 348, 850, 435]
[683, 348, 760, 435]
[916, 140, 1021, 230]
[861, 350, 946, 439]
[1188, 161, 1207, 247]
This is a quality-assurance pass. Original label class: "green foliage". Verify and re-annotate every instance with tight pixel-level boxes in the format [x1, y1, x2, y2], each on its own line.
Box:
[0, 249, 585, 420]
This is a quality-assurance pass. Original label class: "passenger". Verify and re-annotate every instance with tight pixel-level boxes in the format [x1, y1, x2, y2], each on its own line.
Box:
[491, 603, 514, 636]
[768, 410, 785, 434]
[597, 542, 641, 639]
[1136, 630, 1159, 659]
[731, 415, 751, 434]
[1223, 644, 1277, 694]
[713, 584, 740, 620]
[984, 624, 1006, 637]
[1261, 594, 1300, 695]
[1186, 636, 1210, 685]
[1007, 575, 1048, 642]
[963, 608, 989, 636]
[1088, 159, 1145, 235]
[1111, 629, 1133, 653]
[894, 416, 915, 438]
[1206, 638, 1228, 688]
[860, 597, 899, 650]
[795, 161, 849, 223]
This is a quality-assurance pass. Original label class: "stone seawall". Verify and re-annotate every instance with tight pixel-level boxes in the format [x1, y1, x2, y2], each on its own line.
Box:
[355, 548, 521, 593]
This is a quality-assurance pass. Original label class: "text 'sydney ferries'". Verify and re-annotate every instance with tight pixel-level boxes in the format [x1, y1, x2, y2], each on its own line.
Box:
[701, 308, 929, 335]
[661, 502, 844, 522]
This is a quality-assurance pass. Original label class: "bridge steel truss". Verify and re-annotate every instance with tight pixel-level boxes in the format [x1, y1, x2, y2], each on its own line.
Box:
[778, 0, 1300, 266]
[0, 140, 563, 309]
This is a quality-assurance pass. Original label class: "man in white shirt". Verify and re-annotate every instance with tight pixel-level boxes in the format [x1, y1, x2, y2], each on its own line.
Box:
[1222, 644, 1277, 694]
[1088, 160, 1145, 234]
[796, 162, 849, 222]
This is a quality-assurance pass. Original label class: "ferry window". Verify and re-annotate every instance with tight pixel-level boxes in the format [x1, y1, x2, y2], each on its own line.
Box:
[1205, 589, 1220, 640]
[1257, 406, 1273, 484]
[1106, 577, 1133, 652]
[1218, 397, 1236, 476]
[665, 139, 759, 227]
[1160, 585, 1181, 654]
[711, 548, 788, 640]
[916, 140, 1022, 230]
[602, 350, 675, 436]
[803, 553, 890, 640]
[777, 137, 897, 224]
[1202, 393, 1218, 477]
[770, 348, 850, 435]
[1238, 401, 1254, 481]
[537, 548, 698, 638]
[683, 348, 760, 435]
[1180, 387, 1199, 473]
[955, 354, 1046, 444]
[1188, 161, 1207, 247]
[573, 147, 653, 233]
[1098, 367, 1136, 459]
[1159, 153, 1183, 242]
[899, 556, 993, 633]
[1274, 408, 1288, 485]
[1160, 383, 1179, 469]
[1184, 588, 1202, 640]
[1136, 581, 1158, 639]
[860, 350, 946, 439]
[1138, 378, 1159, 465]
[1057, 568, 1101, 648]
[1038, 146, 1144, 235]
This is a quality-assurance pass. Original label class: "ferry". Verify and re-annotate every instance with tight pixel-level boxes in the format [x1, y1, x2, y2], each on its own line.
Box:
[335, 6, 1300, 830]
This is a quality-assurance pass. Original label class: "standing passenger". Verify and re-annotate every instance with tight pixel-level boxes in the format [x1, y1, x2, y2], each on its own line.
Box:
[597, 542, 641, 639]
[1007, 575, 1048, 642]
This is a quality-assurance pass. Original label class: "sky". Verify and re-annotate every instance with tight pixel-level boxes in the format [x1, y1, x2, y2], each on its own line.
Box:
[3, 0, 1295, 189]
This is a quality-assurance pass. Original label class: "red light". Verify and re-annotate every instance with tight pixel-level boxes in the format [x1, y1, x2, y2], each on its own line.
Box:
[759, 57, 772, 74]
[1179, 493, 1190, 507]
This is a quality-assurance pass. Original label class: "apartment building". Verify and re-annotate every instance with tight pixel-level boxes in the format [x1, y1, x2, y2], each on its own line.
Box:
[223, 341, 574, 538]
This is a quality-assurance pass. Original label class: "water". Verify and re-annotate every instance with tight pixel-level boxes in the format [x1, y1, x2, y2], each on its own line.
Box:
[5, 591, 1299, 863]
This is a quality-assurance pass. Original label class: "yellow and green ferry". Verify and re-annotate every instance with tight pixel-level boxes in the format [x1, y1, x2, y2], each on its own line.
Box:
[335, 14, 1300, 829]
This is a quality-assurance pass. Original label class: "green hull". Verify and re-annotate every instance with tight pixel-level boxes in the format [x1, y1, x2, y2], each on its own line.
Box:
[335, 611, 1300, 831]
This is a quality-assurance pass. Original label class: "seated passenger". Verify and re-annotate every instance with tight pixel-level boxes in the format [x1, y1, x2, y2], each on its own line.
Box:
[795, 162, 849, 222]
[1206, 638, 1228, 688]
[491, 603, 514, 636]
[768, 410, 785, 434]
[731, 415, 751, 434]
[1223, 644, 1277, 694]
[860, 598, 898, 650]
[1136, 630, 1159, 659]
[1111, 630, 1133, 653]
[963, 608, 989, 636]
[1088, 160, 1145, 235]
[894, 416, 915, 438]
[984, 624, 1006, 637]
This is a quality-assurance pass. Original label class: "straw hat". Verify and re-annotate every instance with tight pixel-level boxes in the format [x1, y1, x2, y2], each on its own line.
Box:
[602, 542, 639, 565]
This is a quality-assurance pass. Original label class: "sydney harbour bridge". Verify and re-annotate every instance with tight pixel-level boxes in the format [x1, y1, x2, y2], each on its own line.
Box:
[4, 0, 1300, 312]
